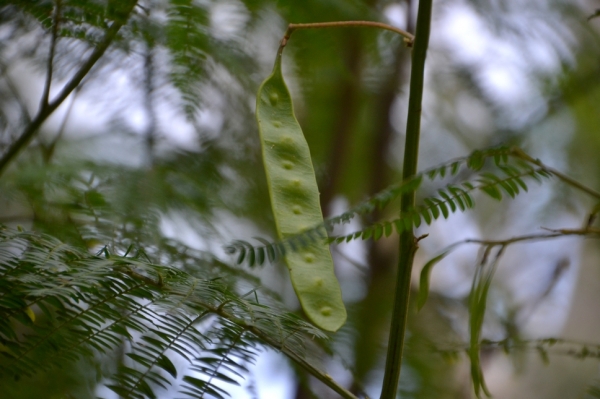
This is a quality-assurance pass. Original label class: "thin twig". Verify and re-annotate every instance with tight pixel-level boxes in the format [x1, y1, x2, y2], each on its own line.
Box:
[43, 85, 81, 164]
[285, 21, 414, 44]
[332, 246, 368, 274]
[511, 147, 600, 200]
[277, 21, 414, 58]
[143, 43, 157, 166]
[463, 227, 600, 246]
[0, 62, 32, 124]
[0, 0, 138, 177]
[416, 228, 600, 292]
[429, 337, 600, 360]
[421, 228, 600, 279]
[40, 0, 61, 112]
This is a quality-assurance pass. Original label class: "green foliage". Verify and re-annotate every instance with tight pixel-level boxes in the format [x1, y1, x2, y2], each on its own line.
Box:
[0, 226, 326, 399]
[228, 146, 552, 268]
[467, 246, 503, 398]
[2, 0, 600, 398]
[166, 0, 211, 117]
[416, 250, 452, 311]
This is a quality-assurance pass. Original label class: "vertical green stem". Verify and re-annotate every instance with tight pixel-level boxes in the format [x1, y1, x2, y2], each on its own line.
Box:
[379, 0, 432, 398]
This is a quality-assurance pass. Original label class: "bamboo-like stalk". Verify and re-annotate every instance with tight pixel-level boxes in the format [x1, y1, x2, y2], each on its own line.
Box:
[379, 0, 433, 398]
[271, 18, 430, 398]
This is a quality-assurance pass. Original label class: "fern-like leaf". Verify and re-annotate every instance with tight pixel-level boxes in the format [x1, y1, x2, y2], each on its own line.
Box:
[332, 163, 550, 243]
[0, 226, 336, 398]
[226, 146, 520, 266]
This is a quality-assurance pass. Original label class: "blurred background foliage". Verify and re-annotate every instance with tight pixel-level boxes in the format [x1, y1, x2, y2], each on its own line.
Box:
[1, 0, 600, 398]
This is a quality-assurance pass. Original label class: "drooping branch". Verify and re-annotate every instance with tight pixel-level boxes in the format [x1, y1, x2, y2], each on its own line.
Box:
[0, 0, 139, 177]
[417, 227, 600, 312]
[211, 305, 362, 399]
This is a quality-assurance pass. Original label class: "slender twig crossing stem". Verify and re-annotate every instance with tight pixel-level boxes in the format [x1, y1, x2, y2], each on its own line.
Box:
[379, 1, 433, 398]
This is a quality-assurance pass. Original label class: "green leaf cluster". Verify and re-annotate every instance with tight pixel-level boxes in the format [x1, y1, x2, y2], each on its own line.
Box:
[0, 226, 326, 398]
[228, 146, 552, 268]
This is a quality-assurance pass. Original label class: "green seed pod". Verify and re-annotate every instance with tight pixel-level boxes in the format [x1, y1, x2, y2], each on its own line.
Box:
[256, 51, 346, 332]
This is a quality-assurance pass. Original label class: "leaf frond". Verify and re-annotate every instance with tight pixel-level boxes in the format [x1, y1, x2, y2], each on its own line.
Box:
[228, 146, 520, 266]
[0, 226, 333, 398]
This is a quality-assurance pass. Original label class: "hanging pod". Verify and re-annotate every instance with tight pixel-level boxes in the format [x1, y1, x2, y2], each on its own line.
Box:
[255, 51, 347, 332]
